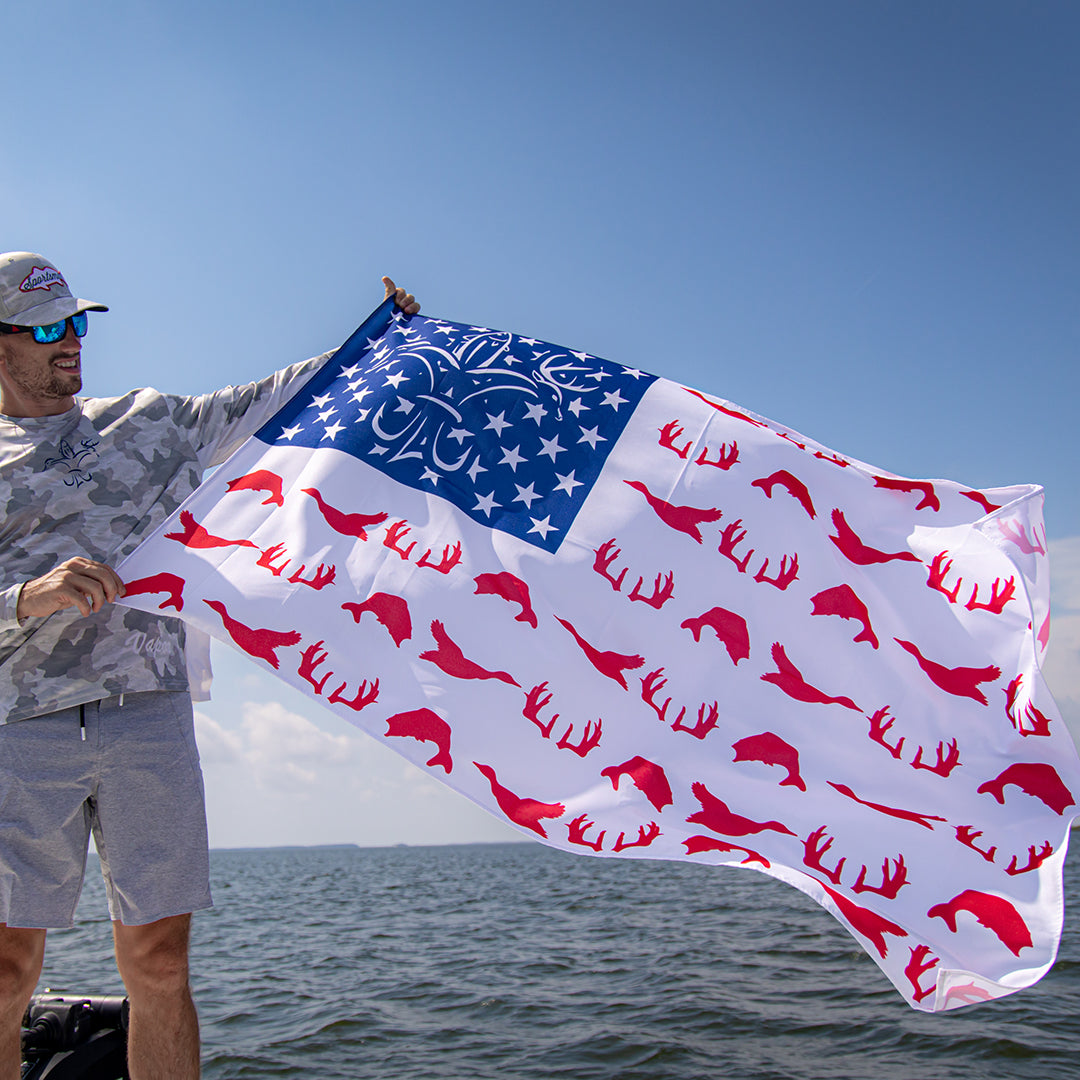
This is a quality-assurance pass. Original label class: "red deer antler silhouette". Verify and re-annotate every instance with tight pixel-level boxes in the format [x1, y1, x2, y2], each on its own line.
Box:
[122, 572, 185, 613]
[905, 945, 939, 1003]
[298, 640, 333, 693]
[628, 571, 675, 609]
[417, 541, 463, 574]
[1005, 841, 1053, 876]
[718, 519, 754, 573]
[555, 718, 602, 757]
[473, 762, 565, 838]
[751, 469, 816, 518]
[731, 732, 806, 791]
[829, 509, 920, 566]
[681, 607, 750, 665]
[761, 643, 860, 711]
[623, 480, 722, 543]
[257, 543, 290, 576]
[1003, 675, 1052, 737]
[872, 476, 940, 512]
[853, 855, 908, 898]
[202, 599, 300, 668]
[593, 539, 628, 591]
[998, 519, 1045, 555]
[165, 510, 258, 551]
[687, 782, 796, 837]
[522, 682, 559, 738]
[556, 617, 644, 689]
[696, 441, 738, 469]
[341, 593, 412, 647]
[287, 562, 336, 590]
[384, 708, 452, 771]
[302, 486, 388, 539]
[894, 638, 1000, 706]
[613, 822, 661, 851]
[967, 576, 1016, 614]
[420, 621, 518, 686]
[811, 585, 879, 648]
[567, 814, 605, 851]
[928, 890, 1033, 956]
[927, 552, 962, 603]
[911, 738, 961, 777]
[640, 668, 685, 726]
[671, 701, 719, 740]
[328, 677, 379, 713]
[658, 420, 692, 459]
[753, 552, 799, 591]
[225, 468, 284, 507]
[866, 707, 904, 758]
[383, 520, 417, 560]
[955, 826, 997, 863]
[803, 827, 846, 885]
[474, 572, 538, 627]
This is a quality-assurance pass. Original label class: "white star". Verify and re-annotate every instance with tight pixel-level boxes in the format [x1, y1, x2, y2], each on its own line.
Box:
[538, 435, 565, 461]
[339, 364, 361, 379]
[571, 350, 591, 362]
[312, 393, 333, 409]
[485, 411, 512, 436]
[622, 367, 646, 380]
[420, 467, 440, 486]
[352, 388, 372, 406]
[523, 401, 548, 424]
[448, 427, 470, 444]
[357, 409, 370, 421]
[578, 426, 606, 449]
[518, 337, 539, 346]
[513, 482, 541, 509]
[601, 389, 628, 411]
[553, 470, 583, 496]
[322, 421, 345, 442]
[467, 458, 487, 483]
[318, 407, 337, 422]
[385, 371, 408, 389]
[499, 445, 526, 471]
[394, 397, 415, 415]
[365, 337, 382, 350]
[473, 491, 499, 516]
[587, 370, 610, 382]
[280, 425, 301, 441]
[568, 398, 588, 417]
[528, 516, 557, 540]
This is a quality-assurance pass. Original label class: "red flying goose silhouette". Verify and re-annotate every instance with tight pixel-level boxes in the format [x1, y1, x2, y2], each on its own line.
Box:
[623, 480, 722, 543]
[202, 599, 301, 668]
[894, 639, 1000, 705]
[225, 469, 285, 507]
[165, 510, 258, 551]
[829, 509, 920, 566]
[818, 881, 907, 959]
[760, 643, 860, 711]
[302, 486, 388, 539]
[555, 617, 645, 689]
[686, 782, 796, 837]
[473, 763, 565, 837]
[420, 621, 519, 686]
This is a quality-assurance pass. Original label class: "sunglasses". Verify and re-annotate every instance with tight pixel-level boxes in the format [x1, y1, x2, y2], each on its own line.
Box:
[0, 312, 89, 344]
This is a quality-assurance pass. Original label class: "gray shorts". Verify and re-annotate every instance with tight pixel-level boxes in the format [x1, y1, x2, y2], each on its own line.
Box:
[0, 691, 212, 928]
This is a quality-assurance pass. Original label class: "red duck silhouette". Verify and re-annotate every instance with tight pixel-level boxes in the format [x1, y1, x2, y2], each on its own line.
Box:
[473, 763, 565, 837]
[623, 480, 722, 543]
[829, 509, 920, 565]
[555, 617, 644, 689]
[202, 599, 301, 668]
[760, 643, 860, 711]
[165, 510, 258, 550]
[302, 486, 388, 539]
[894, 639, 1000, 705]
[420, 621, 519, 686]
[686, 781, 796, 837]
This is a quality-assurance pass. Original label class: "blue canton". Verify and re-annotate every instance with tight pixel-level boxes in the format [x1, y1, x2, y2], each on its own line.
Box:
[257, 300, 656, 552]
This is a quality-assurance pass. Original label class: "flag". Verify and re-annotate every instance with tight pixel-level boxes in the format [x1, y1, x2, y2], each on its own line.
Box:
[117, 298, 1080, 1011]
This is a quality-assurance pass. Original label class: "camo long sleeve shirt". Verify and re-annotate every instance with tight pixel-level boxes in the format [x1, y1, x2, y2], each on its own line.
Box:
[0, 353, 332, 723]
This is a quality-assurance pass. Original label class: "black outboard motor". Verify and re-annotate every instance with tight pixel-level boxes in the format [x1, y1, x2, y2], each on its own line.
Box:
[20, 993, 129, 1080]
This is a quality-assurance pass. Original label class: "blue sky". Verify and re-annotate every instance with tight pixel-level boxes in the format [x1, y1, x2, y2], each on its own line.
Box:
[4, 1, 1078, 846]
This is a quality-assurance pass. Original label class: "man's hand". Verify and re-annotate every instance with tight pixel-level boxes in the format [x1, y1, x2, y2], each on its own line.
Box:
[17, 558, 126, 621]
[382, 276, 420, 316]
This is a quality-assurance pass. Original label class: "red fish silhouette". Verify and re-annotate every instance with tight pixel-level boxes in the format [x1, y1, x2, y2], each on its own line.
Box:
[810, 585, 879, 649]
[202, 599, 301, 668]
[687, 781, 796, 837]
[623, 480, 722, 543]
[977, 763, 1075, 815]
[600, 756, 673, 811]
[342, 592, 412, 647]
[473, 572, 538, 628]
[894, 639, 1000, 705]
[760, 643, 860, 711]
[751, 469, 816, 519]
[928, 890, 1033, 956]
[420, 621, 519, 686]
[872, 476, 940, 512]
[732, 732, 806, 791]
[165, 510, 258, 550]
[385, 708, 452, 772]
[473, 763, 565, 837]
[828, 782, 946, 830]
[818, 881, 907, 959]
[680, 607, 750, 665]
[555, 617, 644, 690]
[123, 572, 185, 612]
[682, 835, 770, 867]
[829, 509, 920, 566]
[302, 486, 388, 539]
[225, 469, 285, 507]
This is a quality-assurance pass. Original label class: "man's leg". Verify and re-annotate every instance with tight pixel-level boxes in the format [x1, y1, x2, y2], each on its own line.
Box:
[113, 914, 198, 1080]
[0, 925, 45, 1080]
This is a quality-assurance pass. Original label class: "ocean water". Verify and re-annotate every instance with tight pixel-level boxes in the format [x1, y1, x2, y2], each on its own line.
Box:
[36, 841, 1079, 1080]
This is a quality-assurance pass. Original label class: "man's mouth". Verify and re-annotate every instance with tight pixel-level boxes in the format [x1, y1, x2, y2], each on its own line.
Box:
[54, 357, 80, 371]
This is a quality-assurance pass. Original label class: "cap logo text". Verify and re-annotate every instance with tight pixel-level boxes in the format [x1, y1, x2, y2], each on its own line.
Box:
[19, 266, 67, 293]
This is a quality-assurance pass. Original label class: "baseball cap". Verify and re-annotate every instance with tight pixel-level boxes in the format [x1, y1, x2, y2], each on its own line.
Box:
[0, 252, 108, 326]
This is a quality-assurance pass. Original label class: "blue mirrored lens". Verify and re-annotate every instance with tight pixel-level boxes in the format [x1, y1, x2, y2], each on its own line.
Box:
[71, 312, 88, 338]
[31, 314, 86, 344]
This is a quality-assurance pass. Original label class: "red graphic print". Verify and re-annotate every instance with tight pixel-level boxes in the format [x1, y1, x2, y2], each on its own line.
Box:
[165, 510, 258, 551]
[760, 643, 860, 711]
[829, 509, 920, 566]
[751, 469, 816, 518]
[872, 476, 940, 512]
[302, 486, 388, 539]
[894, 639, 1000, 706]
[420, 621, 519, 686]
[122, 572, 186, 612]
[687, 782, 796, 838]
[225, 469, 285, 507]
[600, 756, 673, 811]
[385, 708, 453, 772]
[473, 572, 539, 628]
[977, 763, 1075, 815]
[682, 835, 770, 867]
[827, 782, 946, 830]
[681, 606, 751, 665]
[473, 763, 565, 838]
[202, 599, 300, 668]
[817, 881, 907, 959]
[731, 732, 806, 791]
[928, 890, 1033, 956]
[556, 617, 645, 690]
[624, 480, 723, 543]
[342, 592, 413, 647]
[810, 585, 879, 648]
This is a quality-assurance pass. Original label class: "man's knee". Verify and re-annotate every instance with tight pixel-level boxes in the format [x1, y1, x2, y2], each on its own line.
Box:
[113, 914, 192, 997]
[0, 926, 46, 1008]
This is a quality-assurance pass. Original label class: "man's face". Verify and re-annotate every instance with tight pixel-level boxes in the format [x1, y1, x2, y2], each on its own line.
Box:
[0, 320, 82, 417]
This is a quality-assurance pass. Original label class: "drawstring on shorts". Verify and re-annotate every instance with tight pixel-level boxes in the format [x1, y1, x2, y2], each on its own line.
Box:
[79, 702, 86, 741]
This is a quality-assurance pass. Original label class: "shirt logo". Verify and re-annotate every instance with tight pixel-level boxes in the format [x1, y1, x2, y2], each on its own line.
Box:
[19, 266, 67, 293]
[44, 438, 99, 487]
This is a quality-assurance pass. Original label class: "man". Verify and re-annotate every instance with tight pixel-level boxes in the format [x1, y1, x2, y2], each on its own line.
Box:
[0, 251, 418, 1079]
